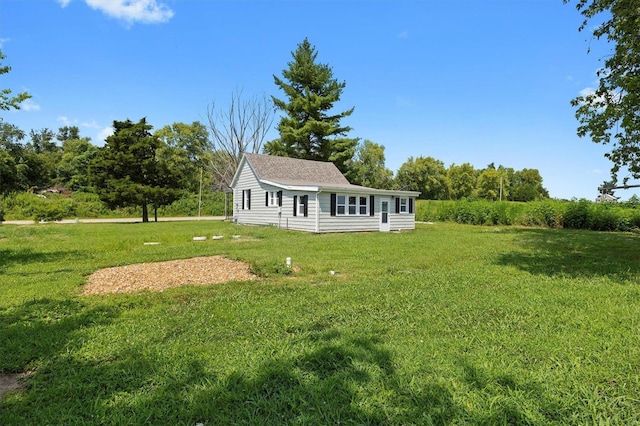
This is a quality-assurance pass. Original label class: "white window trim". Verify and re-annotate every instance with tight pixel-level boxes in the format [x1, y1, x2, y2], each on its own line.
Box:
[268, 191, 277, 207]
[399, 197, 409, 214]
[335, 194, 369, 216]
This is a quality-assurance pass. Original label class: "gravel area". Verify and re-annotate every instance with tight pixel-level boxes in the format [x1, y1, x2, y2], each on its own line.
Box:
[82, 256, 256, 295]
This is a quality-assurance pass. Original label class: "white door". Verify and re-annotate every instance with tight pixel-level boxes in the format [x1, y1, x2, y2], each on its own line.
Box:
[379, 198, 390, 232]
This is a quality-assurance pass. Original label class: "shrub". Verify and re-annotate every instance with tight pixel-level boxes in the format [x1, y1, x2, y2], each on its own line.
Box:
[563, 199, 590, 229]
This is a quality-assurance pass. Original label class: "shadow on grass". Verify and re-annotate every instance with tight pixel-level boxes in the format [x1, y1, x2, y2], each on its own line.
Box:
[0, 248, 85, 273]
[495, 228, 640, 279]
[1, 325, 463, 425]
[0, 298, 120, 372]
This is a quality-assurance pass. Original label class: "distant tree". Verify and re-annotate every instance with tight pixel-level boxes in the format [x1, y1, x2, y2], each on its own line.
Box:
[510, 168, 549, 201]
[396, 156, 449, 200]
[447, 163, 477, 200]
[57, 137, 98, 191]
[265, 38, 358, 173]
[475, 166, 511, 201]
[345, 140, 394, 189]
[57, 126, 81, 142]
[565, 0, 640, 183]
[0, 49, 31, 114]
[90, 118, 182, 222]
[0, 148, 18, 194]
[155, 121, 211, 192]
[206, 90, 274, 191]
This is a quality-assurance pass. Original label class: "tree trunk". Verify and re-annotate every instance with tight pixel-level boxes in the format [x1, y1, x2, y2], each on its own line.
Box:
[154, 206, 158, 222]
[142, 203, 149, 223]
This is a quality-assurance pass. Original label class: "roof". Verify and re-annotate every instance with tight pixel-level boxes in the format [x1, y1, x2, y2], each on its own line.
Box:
[244, 153, 349, 187]
[232, 153, 420, 196]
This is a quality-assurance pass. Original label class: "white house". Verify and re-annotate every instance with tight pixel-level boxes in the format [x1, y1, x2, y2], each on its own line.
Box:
[231, 153, 420, 233]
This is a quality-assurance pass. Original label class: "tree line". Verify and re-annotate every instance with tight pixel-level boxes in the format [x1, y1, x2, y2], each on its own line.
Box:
[1, 39, 550, 222]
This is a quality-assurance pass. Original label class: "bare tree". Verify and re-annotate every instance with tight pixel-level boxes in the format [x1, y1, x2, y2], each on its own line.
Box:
[206, 89, 275, 190]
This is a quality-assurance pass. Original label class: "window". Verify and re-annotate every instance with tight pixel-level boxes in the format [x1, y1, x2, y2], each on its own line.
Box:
[348, 196, 357, 215]
[293, 195, 308, 217]
[331, 193, 368, 216]
[395, 197, 414, 214]
[242, 189, 251, 210]
[265, 191, 282, 207]
[359, 196, 368, 215]
[298, 195, 307, 216]
[336, 195, 346, 215]
[400, 198, 408, 213]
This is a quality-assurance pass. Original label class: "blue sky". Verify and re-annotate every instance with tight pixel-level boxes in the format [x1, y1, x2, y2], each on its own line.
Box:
[2, 0, 638, 200]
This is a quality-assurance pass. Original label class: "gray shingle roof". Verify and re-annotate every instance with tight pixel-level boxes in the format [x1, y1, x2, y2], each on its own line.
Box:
[244, 153, 350, 186]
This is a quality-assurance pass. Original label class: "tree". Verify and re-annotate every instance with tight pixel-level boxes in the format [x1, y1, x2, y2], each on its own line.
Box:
[56, 136, 98, 191]
[0, 49, 31, 114]
[566, 0, 640, 183]
[90, 118, 182, 222]
[345, 140, 394, 189]
[155, 121, 211, 192]
[447, 163, 477, 200]
[265, 38, 358, 173]
[396, 156, 449, 200]
[206, 90, 273, 191]
[510, 168, 549, 201]
[475, 165, 510, 201]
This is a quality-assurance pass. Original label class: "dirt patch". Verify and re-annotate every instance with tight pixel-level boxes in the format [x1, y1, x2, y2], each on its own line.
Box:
[0, 373, 26, 401]
[82, 256, 257, 295]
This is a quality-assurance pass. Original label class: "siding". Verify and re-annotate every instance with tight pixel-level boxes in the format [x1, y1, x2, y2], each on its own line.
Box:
[234, 162, 318, 232]
[233, 160, 416, 233]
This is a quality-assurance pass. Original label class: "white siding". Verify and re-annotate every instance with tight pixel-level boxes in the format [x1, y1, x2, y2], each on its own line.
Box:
[233, 162, 318, 231]
[233, 160, 416, 233]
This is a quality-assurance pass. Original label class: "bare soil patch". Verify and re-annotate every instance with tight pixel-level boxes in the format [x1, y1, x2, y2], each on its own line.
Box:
[82, 256, 256, 295]
[0, 373, 25, 401]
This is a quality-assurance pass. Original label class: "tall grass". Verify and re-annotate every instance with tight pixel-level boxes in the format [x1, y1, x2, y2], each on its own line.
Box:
[417, 199, 640, 231]
[1, 221, 639, 424]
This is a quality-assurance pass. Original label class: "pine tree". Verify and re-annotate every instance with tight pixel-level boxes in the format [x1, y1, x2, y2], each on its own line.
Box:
[265, 38, 358, 173]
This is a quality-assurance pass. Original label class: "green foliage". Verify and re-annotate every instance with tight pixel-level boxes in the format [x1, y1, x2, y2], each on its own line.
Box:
[90, 118, 186, 222]
[344, 140, 394, 189]
[250, 259, 294, 277]
[418, 198, 640, 232]
[1, 222, 639, 424]
[265, 38, 358, 173]
[396, 156, 449, 199]
[566, 0, 640, 181]
[0, 49, 31, 113]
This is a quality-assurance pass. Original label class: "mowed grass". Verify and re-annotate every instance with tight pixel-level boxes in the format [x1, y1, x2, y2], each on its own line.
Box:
[1, 221, 639, 425]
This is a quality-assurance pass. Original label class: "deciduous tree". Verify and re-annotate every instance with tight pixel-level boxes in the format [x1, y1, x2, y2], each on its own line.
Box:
[565, 0, 640, 183]
[206, 90, 273, 190]
[0, 49, 31, 114]
[396, 156, 449, 200]
[345, 140, 394, 189]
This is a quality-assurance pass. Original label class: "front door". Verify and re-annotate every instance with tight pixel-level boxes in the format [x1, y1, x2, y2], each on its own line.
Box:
[380, 198, 390, 232]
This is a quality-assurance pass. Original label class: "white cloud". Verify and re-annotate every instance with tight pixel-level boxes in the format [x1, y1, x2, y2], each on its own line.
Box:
[0, 38, 10, 48]
[85, 0, 174, 24]
[57, 116, 77, 126]
[21, 100, 41, 111]
[56, 0, 72, 7]
[98, 126, 113, 143]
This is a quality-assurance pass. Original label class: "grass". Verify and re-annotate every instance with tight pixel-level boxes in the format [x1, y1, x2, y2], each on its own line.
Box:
[1, 221, 639, 424]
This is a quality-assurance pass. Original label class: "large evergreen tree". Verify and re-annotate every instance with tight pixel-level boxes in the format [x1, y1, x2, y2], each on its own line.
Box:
[265, 38, 358, 173]
[90, 118, 182, 222]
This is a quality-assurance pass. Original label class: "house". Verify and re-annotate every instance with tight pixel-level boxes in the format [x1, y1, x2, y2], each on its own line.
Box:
[595, 193, 619, 203]
[231, 153, 420, 233]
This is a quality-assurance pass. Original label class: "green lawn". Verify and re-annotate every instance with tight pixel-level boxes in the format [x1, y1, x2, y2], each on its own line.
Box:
[1, 221, 639, 425]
